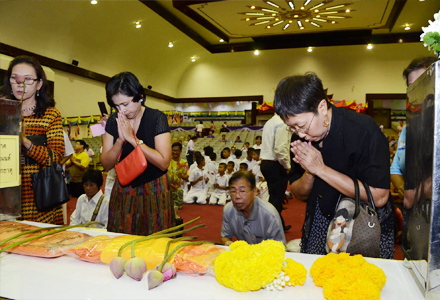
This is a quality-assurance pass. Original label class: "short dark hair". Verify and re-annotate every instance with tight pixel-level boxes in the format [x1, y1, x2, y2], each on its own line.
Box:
[204, 146, 213, 156]
[247, 147, 255, 156]
[254, 149, 261, 155]
[240, 162, 248, 168]
[172, 142, 182, 151]
[199, 121, 203, 124]
[222, 147, 231, 154]
[274, 72, 329, 121]
[4, 56, 55, 116]
[229, 171, 256, 190]
[196, 155, 205, 165]
[219, 162, 227, 168]
[194, 151, 202, 159]
[235, 149, 242, 158]
[209, 152, 217, 161]
[236, 136, 241, 139]
[191, 136, 198, 140]
[76, 140, 86, 148]
[245, 142, 250, 146]
[106, 72, 144, 108]
[227, 161, 235, 167]
[256, 136, 261, 140]
[82, 169, 103, 188]
[403, 56, 437, 86]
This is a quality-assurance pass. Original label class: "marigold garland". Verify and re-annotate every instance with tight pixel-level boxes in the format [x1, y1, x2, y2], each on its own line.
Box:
[310, 253, 386, 300]
[214, 240, 286, 292]
[283, 258, 307, 287]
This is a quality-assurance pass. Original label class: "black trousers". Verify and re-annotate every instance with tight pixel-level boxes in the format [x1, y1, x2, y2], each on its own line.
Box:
[261, 160, 288, 228]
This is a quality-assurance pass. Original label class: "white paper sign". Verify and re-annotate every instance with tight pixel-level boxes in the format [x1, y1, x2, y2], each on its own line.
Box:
[0, 135, 20, 188]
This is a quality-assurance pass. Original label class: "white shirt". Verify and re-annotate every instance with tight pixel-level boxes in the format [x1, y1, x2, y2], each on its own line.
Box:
[252, 161, 262, 183]
[186, 139, 195, 154]
[63, 131, 74, 157]
[241, 158, 257, 171]
[214, 173, 229, 194]
[189, 166, 205, 190]
[253, 144, 262, 150]
[196, 124, 204, 132]
[260, 114, 292, 170]
[70, 190, 108, 228]
[204, 161, 218, 181]
[220, 157, 235, 165]
[85, 148, 95, 159]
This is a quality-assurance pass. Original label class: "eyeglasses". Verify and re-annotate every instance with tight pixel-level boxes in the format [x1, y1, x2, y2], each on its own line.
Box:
[230, 189, 251, 196]
[10, 76, 39, 85]
[288, 113, 315, 134]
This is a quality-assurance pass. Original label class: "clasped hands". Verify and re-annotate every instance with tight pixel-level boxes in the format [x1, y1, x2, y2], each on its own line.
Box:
[116, 112, 137, 146]
[291, 140, 325, 177]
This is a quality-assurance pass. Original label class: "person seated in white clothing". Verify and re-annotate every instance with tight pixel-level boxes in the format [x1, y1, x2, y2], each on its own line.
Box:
[184, 155, 208, 204]
[241, 148, 257, 171]
[226, 161, 236, 179]
[209, 163, 230, 205]
[70, 169, 109, 228]
[252, 136, 262, 150]
[85, 144, 95, 163]
[239, 162, 248, 172]
[250, 149, 262, 183]
[204, 152, 218, 196]
[220, 147, 235, 165]
[234, 149, 242, 170]
[241, 142, 250, 154]
[230, 146, 237, 159]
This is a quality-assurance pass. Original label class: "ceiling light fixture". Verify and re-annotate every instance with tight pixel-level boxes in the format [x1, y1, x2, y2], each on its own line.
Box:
[297, 20, 304, 29]
[331, 21, 336, 24]
[246, 18, 250, 21]
[262, 8, 277, 13]
[265, 1, 279, 8]
[273, 20, 284, 26]
[219, 39, 224, 42]
[91, 0, 97, 4]
[345, 9, 351, 13]
[168, 42, 173, 48]
[191, 56, 196, 62]
[288, 2, 294, 10]
[254, 50, 260, 55]
[303, 0, 312, 6]
[300, 6, 305, 10]
[283, 23, 290, 30]
[254, 20, 270, 25]
[325, 5, 345, 10]
[404, 24, 410, 30]
[307, 47, 313, 52]
[399, 39, 403, 43]
[310, 3, 324, 10]
[135, 21, 141, 28]
[251, 6, 256, 9]
[266, 25, 271, 28]
[367, 44, 373, 50]
[310, 21, 321, 27]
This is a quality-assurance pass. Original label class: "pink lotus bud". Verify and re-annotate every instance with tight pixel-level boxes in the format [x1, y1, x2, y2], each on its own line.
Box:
[124, 257, 147, 281]
[15, 75, 25, 84]
[163, 268, 174, 282]
[147, 270, 164, 290]
[109, 257, 126, 279]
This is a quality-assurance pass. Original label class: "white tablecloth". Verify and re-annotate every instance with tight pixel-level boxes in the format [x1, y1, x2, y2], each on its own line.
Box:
[0, 221, 424, 300]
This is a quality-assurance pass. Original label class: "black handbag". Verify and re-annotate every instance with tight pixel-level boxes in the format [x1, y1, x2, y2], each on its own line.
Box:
[325, 178, 381, 258]
[31, 149, 70, 212]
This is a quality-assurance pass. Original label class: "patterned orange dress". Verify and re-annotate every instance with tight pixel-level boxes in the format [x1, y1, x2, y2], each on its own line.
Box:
[20, 107, 65, 224]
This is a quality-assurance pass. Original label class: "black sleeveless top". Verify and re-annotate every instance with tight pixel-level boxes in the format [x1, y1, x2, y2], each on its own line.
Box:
[106, 106, 170, 188]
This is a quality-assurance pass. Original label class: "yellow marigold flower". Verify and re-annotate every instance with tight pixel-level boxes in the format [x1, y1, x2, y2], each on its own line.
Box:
[283, 258, 307, 286]
[310, 253, 386, 300]
[214, 240, 285, 292]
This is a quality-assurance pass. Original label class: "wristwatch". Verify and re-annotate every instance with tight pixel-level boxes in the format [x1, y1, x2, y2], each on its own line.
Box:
[138, 139, 144, 145]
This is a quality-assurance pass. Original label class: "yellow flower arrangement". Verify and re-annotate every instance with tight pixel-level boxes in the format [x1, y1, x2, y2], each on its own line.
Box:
[283, 258, 307, 287]
[310, 253, 386, 300]
[214, 240, 286, 292]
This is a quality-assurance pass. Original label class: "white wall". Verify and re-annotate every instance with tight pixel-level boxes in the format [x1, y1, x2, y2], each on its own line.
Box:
[176, 43, 430, 104]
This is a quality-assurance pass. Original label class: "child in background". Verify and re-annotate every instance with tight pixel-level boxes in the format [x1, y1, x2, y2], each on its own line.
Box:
[70, 169, 108, 228]
[234, 149, 242, 171]
[226, 161, 236, 178]
[184, 151, 202, 197]
[241, 147, 256, 171]
[209, 163, 229, 205]
[204, 152, 218, 197]
[239, 162, 249, 172]
[230, 146, 236, 159]
[184, 155, 208, 204]
[251, 149, 262, 183]
[220, 147, 234, 165]
[253, 135, 262, 150]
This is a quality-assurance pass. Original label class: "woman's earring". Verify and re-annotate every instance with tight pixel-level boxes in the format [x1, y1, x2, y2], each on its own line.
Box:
[323, 117, 329, 127]
[36, 90, 40, 97]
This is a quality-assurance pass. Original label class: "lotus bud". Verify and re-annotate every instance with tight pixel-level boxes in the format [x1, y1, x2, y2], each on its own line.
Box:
[171, 264, 177, 278]
[124, 257, 147, 281]
[15, 75, 25, 84]
[147, 270, 164, 290]
[162, 268, 174, 282]
[109, 257, 126, 279]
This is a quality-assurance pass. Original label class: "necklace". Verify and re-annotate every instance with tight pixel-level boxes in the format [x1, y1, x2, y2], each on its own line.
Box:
[22, 105, 36, 112]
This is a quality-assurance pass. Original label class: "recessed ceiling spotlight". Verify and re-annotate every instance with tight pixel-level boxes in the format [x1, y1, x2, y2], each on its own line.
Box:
[246, 18, 250, 21]
[316, 15, 320, 17]
[294, 14, 299, 18]
[367, 44, 373, 50]
[305, 19, 309, 22]
[251, 5, 256, 9]
[91, 0, 97, 4]
[300, 6, 305, 10]
[404, 24, 411, 30]
[307, 47, 313, 52]
[345, 9, 350, 13]
[314, 9, 319, 12]
[191, 56, 196, 62]
[399, 39, 403, 43]
[219, 39, 224, 42]
[254, 50, 260, 55]
[168, 42, 174, 48]
[289, 20, 293, 23]
[135, 21, 141, 29]
[331, 21, 336, 24]
[266, 25, 271, 28]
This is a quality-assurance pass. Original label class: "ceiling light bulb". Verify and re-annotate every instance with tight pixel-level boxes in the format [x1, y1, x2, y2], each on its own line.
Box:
[301, 6, 305, 10]
[275, 18, 279, 21]
[367, 44, 373, 50]
[254, 50, 260, 55]
[294, 15, 299, 18]
[168, 42, 173, 48]
[135, 21, 141, 28]
[305, 19, 309, 22]
[191, 57, 196, 62]
[331, 21, 336, 24]
[251, 6, 255, 9]
[289, 20, 293, 23]
[272, 13, 276, 16]
[219, 39, 224, 42]
[404, 24, 410, 30]
[266, 25, 271, 28]
[346, 9, 350, 13]
[307, 47, 313, 52]
[399, 39, 403, 43]
[300, 26, 304, 29]
[314, 9, 319, 12]
[246, 18, 250, 21]
[316, 15, 320, 17]
[91, 0, 97, 4]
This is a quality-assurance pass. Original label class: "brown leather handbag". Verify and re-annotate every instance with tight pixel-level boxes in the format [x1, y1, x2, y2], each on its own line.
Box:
[115, 133, 147, 186]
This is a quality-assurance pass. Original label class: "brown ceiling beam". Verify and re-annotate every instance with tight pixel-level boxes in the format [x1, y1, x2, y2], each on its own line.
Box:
[383, 0, 407, 31]
[0, 43, 176, 103]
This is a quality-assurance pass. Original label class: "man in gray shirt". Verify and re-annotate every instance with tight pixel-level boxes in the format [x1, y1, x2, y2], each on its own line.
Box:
[221, 171, 286, 246]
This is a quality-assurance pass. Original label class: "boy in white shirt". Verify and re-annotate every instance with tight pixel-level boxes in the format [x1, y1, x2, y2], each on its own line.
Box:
[226, 161, 236, 179]
[209, 163, 229, 206]
[251, 149, 262, 183]
[241, 148, 257, 171]
[184, 156, 208, 204]
[204, 152, 218, 196]
[220, 147, 235, 165]
[70, 170, 108, 228]
[234, 149, 242, 171]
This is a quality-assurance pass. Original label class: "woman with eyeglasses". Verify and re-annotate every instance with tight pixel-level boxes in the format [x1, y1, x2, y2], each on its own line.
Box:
[100, 72, 172, 235]
[274, 72, 394, 259]
[3, 56, 65, 224]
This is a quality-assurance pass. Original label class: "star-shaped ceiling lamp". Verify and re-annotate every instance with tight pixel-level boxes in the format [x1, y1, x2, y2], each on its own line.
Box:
[239, 0, 354, 31]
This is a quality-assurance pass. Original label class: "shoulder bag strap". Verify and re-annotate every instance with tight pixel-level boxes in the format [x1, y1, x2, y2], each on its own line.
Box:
[352, 177, 361, 219]
[361, 181, 376, 211]
[91, 194, 105, 222]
